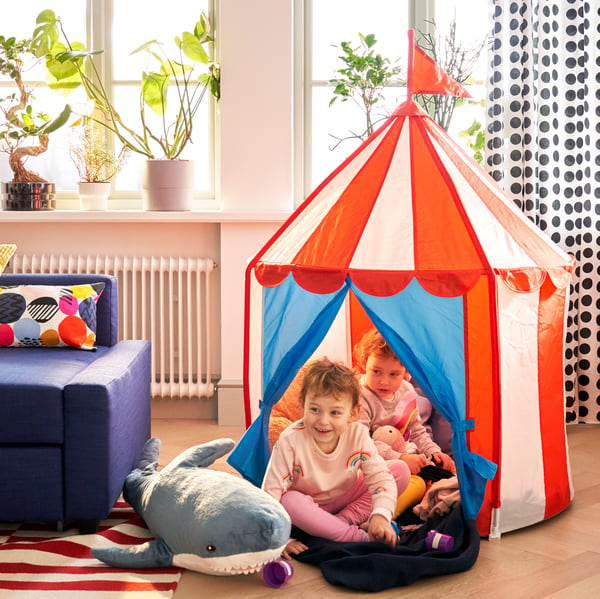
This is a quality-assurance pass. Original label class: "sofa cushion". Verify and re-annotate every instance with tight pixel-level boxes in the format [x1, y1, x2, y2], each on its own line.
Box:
[0, 282, 105, 349]
[0, 346, 111, 443]
[0, 274, 118, 347]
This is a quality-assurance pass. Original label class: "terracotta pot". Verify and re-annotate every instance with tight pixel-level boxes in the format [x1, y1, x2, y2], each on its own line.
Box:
[141, 159, 194, 211]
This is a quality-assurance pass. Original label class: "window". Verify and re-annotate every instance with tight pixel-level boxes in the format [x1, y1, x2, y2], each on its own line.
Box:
[0, 0, 213, 203]
[304, 0, 489, 192]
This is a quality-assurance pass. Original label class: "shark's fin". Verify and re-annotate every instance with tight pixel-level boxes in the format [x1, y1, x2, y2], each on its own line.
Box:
[91, 537, 174, 569]
[135, 437, 162, 471]
[160, 438, 236, 472]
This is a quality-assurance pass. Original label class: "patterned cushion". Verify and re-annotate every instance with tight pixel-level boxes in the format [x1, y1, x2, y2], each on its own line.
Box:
[0, 244, 17, 275]
[0, 283, 105, 349]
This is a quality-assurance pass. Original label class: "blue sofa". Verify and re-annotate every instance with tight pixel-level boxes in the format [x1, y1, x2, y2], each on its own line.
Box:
[0, 273, 151, 531]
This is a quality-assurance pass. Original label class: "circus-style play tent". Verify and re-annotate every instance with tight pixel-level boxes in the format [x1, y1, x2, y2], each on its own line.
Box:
[228, 34, 575, 538]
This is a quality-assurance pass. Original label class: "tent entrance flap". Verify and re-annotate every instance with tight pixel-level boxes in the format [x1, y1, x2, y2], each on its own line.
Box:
[349, 280, 496, 520]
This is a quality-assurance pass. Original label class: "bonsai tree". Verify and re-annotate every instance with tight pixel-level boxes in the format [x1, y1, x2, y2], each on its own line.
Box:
[37, 9, 220, 161]
[0, 33, 71, 182]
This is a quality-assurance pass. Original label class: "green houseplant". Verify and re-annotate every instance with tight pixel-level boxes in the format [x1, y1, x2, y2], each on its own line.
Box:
[329, 24, 486, 163]
[37, 9, 220, 210]
[329, 33, 403, 147]
[0, 31, 71, 210]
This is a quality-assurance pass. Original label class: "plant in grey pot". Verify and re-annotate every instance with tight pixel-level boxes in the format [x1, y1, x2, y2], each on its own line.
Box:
[41, 10, 220, 211]
[69, 116, 128, 210]
[0, 31, 71, 210]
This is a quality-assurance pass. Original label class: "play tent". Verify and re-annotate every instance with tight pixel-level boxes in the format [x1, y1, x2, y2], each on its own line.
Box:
[228, 35, 575, 538]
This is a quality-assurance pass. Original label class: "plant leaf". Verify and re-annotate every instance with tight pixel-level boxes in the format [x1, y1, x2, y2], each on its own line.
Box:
[160, 59, 190, 77]
[141, 71, 168, 115]
[180, 31, 209, 64]
[36, 104, 72, 135]
[130, 40, 160, 56]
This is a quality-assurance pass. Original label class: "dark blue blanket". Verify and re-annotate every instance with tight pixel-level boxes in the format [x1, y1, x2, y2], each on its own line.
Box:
[292, 507, 480, 591]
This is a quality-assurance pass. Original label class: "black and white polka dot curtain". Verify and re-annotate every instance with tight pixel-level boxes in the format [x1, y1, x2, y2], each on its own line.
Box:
[486, 0, 600, 424]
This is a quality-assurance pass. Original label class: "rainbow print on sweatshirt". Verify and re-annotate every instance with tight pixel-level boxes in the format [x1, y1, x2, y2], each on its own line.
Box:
[346, 451, 371, 470]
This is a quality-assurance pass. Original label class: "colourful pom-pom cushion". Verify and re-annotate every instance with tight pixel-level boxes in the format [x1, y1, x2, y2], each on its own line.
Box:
[0, 283, 105, 349]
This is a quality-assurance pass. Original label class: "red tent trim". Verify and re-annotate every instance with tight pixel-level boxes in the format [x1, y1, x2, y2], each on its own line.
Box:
[254, 263, 537, 298]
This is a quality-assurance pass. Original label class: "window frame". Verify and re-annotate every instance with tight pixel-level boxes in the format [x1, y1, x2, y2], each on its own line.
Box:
[0, 0, 217, 210]
[95, 0, 217, 206]
[298, 0, 437, 201]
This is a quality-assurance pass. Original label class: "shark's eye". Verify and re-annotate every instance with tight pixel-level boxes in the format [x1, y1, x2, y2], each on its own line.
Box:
[206, 544, 216, 553]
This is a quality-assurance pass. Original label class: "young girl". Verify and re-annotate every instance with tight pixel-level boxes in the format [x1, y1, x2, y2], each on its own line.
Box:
[354, 329, 455, 473]
[262, 357, 410, 555]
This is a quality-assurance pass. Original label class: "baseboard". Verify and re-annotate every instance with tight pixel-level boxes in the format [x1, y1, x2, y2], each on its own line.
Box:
[151, 397, 217, 420]
[216, 380, 245, 426]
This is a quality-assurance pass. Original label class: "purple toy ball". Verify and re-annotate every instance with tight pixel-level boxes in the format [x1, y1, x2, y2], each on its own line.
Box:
[425, 530, 454, 552]
[262, 560, 293, 588]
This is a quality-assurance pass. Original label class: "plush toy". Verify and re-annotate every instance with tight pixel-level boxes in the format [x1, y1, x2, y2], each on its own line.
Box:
[91, 438, 291, 576]
[372, 425, 407, 455]
[372, 425, 427, 517]
[372, 424, 419, 461]
[268, 370, 305, 449]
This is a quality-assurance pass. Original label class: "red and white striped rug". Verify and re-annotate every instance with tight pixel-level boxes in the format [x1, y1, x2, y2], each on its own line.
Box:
[0, 501, 182, 598]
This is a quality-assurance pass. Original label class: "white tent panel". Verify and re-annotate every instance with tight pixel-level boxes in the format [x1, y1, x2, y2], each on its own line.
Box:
[497, 282, 546, 533]
[432, 137, 542, 270]
[248, 272, 266, 423]
[310, 294, 352, 364]
[350, 122, 415, 270]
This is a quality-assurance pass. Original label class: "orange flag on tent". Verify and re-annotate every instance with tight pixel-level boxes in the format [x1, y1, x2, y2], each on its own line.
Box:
[407, 29, 471, 99]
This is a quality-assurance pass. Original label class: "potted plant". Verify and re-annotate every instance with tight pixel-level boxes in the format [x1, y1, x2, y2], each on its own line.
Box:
[38, 9, 220, 211]
[0, 31, 71, 210]
[329, 32, 403, 147]
[69, 115, 128, 210]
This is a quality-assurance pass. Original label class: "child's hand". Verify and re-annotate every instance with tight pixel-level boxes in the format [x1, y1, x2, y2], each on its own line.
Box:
[367, 514, 397, 547]
[432, 452, 455, 471]
[282, 539, 308, 560]
[401, 453, 427, 473]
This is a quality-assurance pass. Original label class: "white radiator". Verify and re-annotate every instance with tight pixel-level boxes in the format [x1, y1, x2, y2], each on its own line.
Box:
[7, 254, 217, 399]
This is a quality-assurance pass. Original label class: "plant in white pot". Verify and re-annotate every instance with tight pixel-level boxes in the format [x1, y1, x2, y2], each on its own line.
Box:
[0, 30, 71, 210]
[39, 10, 220, 211]
[69, 116, 128, 210]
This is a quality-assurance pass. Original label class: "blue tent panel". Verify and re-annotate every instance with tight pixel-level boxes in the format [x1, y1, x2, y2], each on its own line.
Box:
[227, 275, 348, 484]
[350, 280, 496, 519]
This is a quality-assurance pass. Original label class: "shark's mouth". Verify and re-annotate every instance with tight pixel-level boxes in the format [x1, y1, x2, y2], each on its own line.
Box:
[173, 545, 288, 576]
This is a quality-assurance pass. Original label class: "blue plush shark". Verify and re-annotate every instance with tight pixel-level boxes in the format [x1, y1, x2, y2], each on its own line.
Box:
[91, 438, 291, 576]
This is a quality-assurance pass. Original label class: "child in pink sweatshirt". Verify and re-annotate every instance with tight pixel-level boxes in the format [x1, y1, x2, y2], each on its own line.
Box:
[354, 329, 455, 473]
[262, 358, 410, 557]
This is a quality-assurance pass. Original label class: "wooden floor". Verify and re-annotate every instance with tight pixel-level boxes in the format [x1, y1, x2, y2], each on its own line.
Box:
[150, 419, 600, 598]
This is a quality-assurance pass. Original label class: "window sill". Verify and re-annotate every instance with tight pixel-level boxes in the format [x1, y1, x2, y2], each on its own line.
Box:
[0, 209, 292, 224]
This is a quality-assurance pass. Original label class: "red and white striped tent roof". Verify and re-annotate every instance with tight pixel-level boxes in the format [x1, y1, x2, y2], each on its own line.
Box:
[228, 34, 575, 537]
[255, 98, 572, 296]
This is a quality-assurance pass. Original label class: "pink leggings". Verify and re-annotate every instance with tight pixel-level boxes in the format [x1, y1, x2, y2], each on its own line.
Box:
[280, 460, 410, 543]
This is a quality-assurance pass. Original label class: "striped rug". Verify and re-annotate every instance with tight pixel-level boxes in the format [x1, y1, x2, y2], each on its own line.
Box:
[0, 501, 182, 598]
